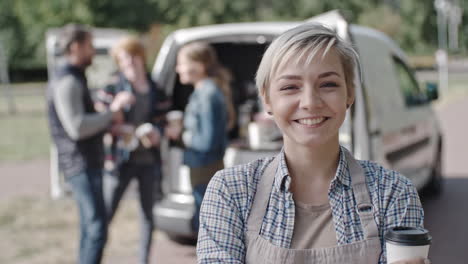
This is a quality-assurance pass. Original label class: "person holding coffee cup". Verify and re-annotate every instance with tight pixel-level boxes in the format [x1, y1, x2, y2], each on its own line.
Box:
[97, 36, 170, 264]
[196, 23, 429, 264]
[166, 42, 236, 232]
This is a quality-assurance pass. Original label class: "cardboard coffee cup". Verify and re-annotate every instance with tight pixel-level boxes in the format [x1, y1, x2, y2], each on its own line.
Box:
[166, 110, 183, 128]
[136, 123, 155, 148]
[385, 226, 431, 263]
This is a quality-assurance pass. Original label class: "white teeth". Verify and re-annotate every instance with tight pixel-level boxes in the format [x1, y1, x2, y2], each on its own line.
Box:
[297, 117, 325, 126]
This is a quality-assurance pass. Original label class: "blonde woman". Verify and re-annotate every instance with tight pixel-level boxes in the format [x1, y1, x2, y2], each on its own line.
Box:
[196, 24, 428, 264]
[166, 42, 235, 231]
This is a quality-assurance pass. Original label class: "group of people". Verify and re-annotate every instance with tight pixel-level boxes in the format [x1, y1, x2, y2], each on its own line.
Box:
[48, 22, 429, 264]
[48, 24, 231, 264]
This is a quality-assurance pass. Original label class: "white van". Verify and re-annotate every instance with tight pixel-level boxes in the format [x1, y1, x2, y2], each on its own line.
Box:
[151, 11, 443, 240]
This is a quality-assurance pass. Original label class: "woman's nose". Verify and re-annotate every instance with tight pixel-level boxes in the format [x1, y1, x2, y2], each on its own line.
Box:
[300, 87, 324, 109]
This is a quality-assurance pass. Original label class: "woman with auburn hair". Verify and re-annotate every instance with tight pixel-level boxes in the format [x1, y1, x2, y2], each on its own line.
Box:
[98, 36, 169, 264]
[196, 24, 428, 264]
[166, 41, 235, 231]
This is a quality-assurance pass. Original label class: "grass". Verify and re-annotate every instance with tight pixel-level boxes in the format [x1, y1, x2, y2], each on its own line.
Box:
[0, 83, 50, 161]
[0, 196, 143, 264]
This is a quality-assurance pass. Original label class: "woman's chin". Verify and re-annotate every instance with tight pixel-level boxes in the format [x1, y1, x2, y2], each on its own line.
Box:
[179, 78, 190, 85]
[285, 133, 338, 150]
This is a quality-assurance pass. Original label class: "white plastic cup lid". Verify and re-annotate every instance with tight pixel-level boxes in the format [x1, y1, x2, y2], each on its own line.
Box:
[166, 110, 183, 121]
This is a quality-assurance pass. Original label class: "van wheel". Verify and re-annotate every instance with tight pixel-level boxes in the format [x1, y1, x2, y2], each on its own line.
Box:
[423, 147, 443, 196]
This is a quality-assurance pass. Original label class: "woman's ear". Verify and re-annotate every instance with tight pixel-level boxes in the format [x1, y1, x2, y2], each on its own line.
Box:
[346, 100, 354, 109]
[346, 86, 355, 109]
[261, 93, 273, 115]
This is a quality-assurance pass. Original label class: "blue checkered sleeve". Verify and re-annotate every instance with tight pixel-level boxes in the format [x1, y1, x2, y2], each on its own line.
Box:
[197, 168, 248, 263]
[372, 162, 424, 263]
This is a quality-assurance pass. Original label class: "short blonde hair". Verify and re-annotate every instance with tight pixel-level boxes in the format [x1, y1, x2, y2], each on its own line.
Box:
[110, 36, 146, 66]
[255, 23, 359, 100]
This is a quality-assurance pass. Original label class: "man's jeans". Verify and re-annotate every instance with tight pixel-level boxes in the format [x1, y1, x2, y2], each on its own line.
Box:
[67, 168, 107, 264]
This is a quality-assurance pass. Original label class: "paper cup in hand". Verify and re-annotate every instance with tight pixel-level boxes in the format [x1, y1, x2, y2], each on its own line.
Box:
[166, 110, 183, 128]
[136, 123, 155, 148]
[385, 226, 431, 263]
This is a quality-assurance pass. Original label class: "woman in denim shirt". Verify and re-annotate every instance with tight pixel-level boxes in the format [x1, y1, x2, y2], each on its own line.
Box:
[167, 41, 235, 231]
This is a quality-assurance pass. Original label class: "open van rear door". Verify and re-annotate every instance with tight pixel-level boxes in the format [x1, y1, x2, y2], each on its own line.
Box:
[304, 10, 358, 155]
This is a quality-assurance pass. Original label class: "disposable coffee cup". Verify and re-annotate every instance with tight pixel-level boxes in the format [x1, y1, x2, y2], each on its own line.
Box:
[166, 110, 183, 128]
[385, 226, 431, 263]
[135, 123, 155, 148]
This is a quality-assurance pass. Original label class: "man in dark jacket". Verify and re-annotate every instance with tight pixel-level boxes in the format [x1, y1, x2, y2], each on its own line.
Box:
[47, 24, 134, 264]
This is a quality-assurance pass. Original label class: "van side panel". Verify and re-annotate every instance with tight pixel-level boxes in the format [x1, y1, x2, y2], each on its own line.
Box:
[352, 27, 436, 187]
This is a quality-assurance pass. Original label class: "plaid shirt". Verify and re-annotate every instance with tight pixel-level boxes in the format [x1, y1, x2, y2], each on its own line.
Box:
[197, 146, 424, 263]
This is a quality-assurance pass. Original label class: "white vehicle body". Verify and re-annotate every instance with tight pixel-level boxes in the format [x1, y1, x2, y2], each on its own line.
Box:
[151, 11, 443, 239]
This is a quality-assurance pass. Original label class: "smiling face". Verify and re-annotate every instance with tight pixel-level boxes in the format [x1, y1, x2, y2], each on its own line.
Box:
[263, 48, 354, 150]
[176, 50, 207, 85]
[116, 49, 145, 82]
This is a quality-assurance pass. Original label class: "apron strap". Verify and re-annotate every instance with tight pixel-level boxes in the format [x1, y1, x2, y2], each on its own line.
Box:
[344, 150, 379, 240]
[246, 156, 279, 234]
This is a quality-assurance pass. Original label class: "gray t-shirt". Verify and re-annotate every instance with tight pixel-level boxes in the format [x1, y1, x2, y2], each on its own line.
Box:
[127, 90, 154, 165]
[290, 201, 338, 249]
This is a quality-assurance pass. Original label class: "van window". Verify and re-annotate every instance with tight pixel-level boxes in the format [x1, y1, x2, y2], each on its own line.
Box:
[392, 57, 426, 106]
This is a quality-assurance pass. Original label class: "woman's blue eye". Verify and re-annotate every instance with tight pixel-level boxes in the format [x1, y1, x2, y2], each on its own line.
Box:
[320, 82, 338, 88]
[280, 85, 297, 91]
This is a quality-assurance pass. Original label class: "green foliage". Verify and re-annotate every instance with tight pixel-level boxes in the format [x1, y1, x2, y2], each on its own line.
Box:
[0, 0, 93, 69]
[358, 5, 402, 38]
[84, 0, 181, 30]
[0, 0, 466, 72]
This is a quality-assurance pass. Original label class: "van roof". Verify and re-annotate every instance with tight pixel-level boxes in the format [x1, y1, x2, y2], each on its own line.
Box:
[169, 22, 405, 60]
[170, 22, 302, 44]
[350, 25, 407, 62]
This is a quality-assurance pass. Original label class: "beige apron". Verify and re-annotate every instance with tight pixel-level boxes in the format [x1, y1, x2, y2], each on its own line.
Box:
[245, 150, 382, 263]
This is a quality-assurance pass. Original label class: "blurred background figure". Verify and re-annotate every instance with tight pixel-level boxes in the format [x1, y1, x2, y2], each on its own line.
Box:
[166, 42, 235, 231]
[98, 36, 170, 264]
[46, 24, 134, 264]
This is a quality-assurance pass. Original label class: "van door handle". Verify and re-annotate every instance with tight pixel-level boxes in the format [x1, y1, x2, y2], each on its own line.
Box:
[370, 129, 381, 137]
[401, 125, 416, 135]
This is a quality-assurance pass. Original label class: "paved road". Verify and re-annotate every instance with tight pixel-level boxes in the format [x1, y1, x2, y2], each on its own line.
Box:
[421, 96, 468, 264]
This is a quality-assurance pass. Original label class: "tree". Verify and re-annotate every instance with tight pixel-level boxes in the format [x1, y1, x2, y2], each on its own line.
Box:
[0, 0, 466, 73]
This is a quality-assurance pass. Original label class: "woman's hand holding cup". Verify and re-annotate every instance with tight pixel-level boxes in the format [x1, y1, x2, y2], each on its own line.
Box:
[136, 123, 160, 148]
[165, 111, 183, 140]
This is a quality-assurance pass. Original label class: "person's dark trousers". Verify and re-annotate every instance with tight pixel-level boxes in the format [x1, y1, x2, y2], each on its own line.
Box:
[192, 184, 208, 232]
[67, 168, 108, 264]
[105, 163, 160, 264]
